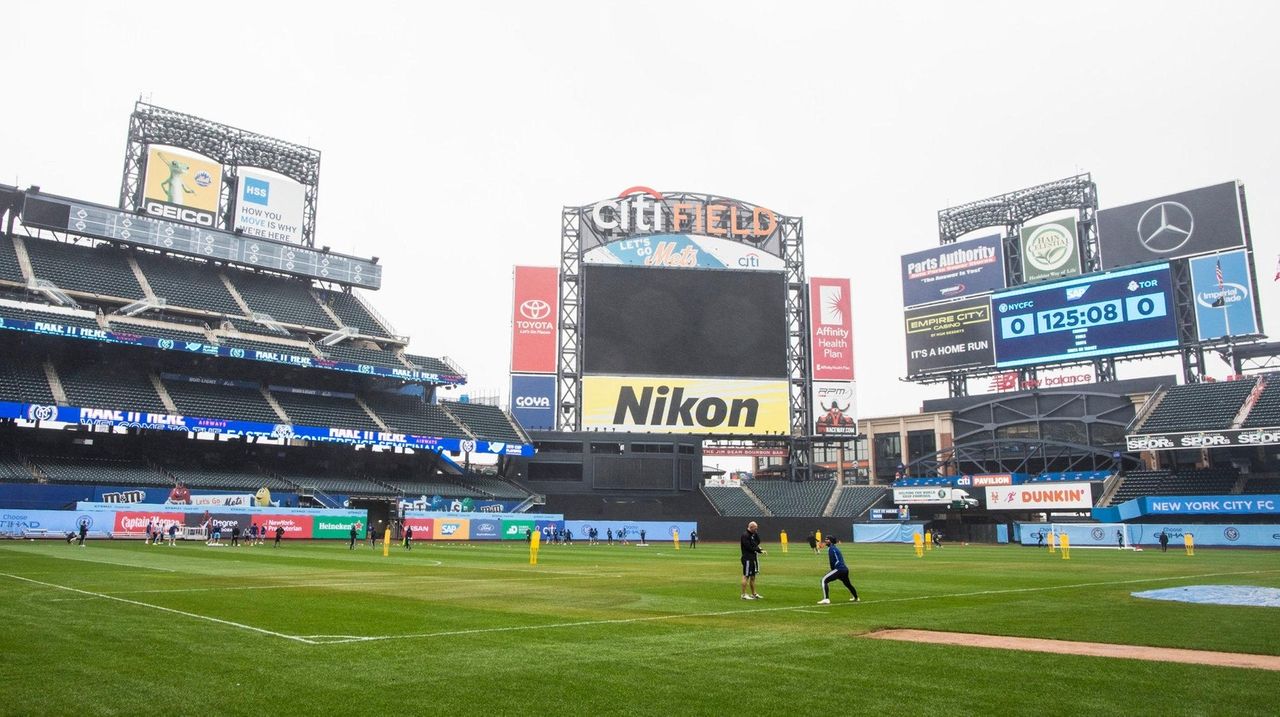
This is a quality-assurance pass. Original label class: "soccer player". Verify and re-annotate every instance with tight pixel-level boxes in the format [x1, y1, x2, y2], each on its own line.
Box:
[817, 535, 859, 604]
[349, 524, 358, 550]
[740, 521, 765, 600]
[167, 523, 178, 546]
[404, 525, 413, 550]
[77, 520, 88, 547]
[274, 525, 284, 547]
[607, 528, 613, 545]
[690, 530, 698, 549]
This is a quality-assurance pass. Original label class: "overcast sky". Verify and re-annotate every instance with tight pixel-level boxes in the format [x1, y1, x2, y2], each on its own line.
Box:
[4, 1, 1279, 421]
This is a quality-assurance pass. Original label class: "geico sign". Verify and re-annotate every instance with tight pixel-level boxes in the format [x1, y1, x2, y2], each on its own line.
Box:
[515, 395, 551, 408]
[142, 200, 214, 227]
[590, 189, 775, 240]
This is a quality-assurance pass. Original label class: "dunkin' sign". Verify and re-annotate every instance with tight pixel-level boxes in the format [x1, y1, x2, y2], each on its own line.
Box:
[984, 482, 1094, 510]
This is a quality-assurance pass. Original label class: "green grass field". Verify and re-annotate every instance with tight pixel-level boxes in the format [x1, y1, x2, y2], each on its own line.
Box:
[2, 538, 1278, 715]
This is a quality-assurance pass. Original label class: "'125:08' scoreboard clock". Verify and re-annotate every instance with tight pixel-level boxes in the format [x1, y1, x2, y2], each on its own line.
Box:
[991, 263, 1179, 368]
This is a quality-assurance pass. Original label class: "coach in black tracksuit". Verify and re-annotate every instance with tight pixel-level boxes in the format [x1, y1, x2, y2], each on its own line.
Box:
[740, 521, 765, 600]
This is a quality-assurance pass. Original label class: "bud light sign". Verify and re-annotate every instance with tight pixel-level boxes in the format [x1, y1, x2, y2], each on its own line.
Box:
[510, 374, 556, 431]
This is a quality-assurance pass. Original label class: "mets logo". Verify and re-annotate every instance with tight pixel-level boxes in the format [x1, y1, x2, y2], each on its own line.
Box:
[1091, 528, 1105, 541]
[1224, 527, 1240, 542]
[460, 440, 477, 453]
[27, 405, 58, 422]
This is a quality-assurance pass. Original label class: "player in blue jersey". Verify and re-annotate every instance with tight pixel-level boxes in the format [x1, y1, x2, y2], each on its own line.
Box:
[817, 535, 859, 604]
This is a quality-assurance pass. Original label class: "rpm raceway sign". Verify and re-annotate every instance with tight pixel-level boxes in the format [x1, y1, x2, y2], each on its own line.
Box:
[985, 483, 1094, 510]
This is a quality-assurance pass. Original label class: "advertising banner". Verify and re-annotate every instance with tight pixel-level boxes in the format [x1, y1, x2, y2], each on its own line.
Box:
[1020, 216, 1081, 283]
[469, 518, 502, 541]
[583, 233, 785, 271]
[984, 482, 1094, 510]
[809, 277, 855, 380]
[903, 298, 994, 375]
[141, 147, 223, 228]
[1099, 182, 1246, 270]
[955, 473, 1016, 487]
[0, 400, 531, 457]
[259, 514, 312, 539]
[1140, 494, 1280, 516]
[901, 234, 1005, 307]
[402, 517, 435, 540]
[580, 190, 782, 259]
[1189, 250, 1260, 341]
[114, 510, 184, 533]
[702, 445, 788, 457]
[313, 515, 365, 539]
[581, 376, 789, 435]
[564, 520, 697, 541]
[0, 509, 115, 537]
[510, 374, 557, 431]
[502, 519, 536, 540]
[1127, 428, 1280, 452]
[892, 487, 953, 505]
[1129, 524, 1280, 548]
[991, 263, 1179, 368]
[234, 169, 305, 244]
[434, 517, 471, 540]
[812, 381, 857, 435]
[511, 266, 558, 374]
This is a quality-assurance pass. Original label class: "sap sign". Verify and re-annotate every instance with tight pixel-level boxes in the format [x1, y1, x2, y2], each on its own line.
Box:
[511, 374, 556, 431]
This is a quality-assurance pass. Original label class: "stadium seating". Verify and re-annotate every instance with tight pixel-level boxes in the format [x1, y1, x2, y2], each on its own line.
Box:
[56, 360, 168, 414]
[0, 354, 54, 404]
[320, 343, 406, 370]
[830, 486, 889, 517]
[404, 353, 456, 376]
[1139, 379, 1259, 433]
[441, 401, 523, 442]
[387, 479, 488, 498]
[165, 466, 294, 492]
[702, 485, 762, 516]
[0, 303, 104, 332]
[1241, 476, 1280, 494]
[1242, 379, 1280, 428]
[105, 320, 211, 344]
[0, 448, 33, 482]
[270, 389, 381, 432]
[132, 252, 245, 317]
[282, 473, 397, 497]
[747, 479, 835, 517]
[23, 239, 143, 299]
[462, 475, 532, 499]
[226, 318, 301, 339]
[317, 289, 393, 338]
[224, 270, 337, 330]
[1109, 468, 1240, 504]
[33, 456, 168, 486]
[362, 393, 467, 438]
[216, 335, 316, 357]
[0, 236, 23, 284]
[162, 377, 282, 424]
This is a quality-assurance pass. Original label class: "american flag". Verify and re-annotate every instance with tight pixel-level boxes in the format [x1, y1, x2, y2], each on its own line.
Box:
[1216, 260, 1225, 290]
[1275, 254, 1279, 282]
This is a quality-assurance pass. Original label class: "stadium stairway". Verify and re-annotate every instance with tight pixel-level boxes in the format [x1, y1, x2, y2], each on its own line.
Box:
[41, 360, 67, 405]
[10, 235, 35, 283]
[822, 483, 844, 517]
[740, 483, 773, 516]
[353, 395, 390, 432]
[258, 387, 291, 423]
[149, 374, 178, 414]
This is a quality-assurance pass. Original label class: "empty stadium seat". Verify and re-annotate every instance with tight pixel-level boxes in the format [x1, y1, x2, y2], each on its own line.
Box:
[1242, 379, 1280, 428]
[702, 485, 762, 516]
[271, 389, 381, 432]
[1139, 379, 1259, 433]
[283, 473, 397, 497]
[748, 479, 835, 517]
[56, 360, 167, 414]
[404, 353, 456, 376]
[362, 393, 467, 438]
[0, 236, 23, 284]
[23, 239, 143, 299]
[1110, 469, 1240, 504]
[132, 252, 245, 317]
[0, 354, 55, 405]
[33, 456, 167, 486]
[224, 270, 337, 330]
[320, 343, 405, 370]
[106, 320, 211, 345]
[1241, 476, 1280, 494]
[317, 289, 393, 338]
[830, 486, 890, 517]
[462, 475, 531, 499]
[165, 466, 294, 492]
[0, 448, 34, 482]
[442, 401, 523, 443]
[0, 303, 103, 332]
[163, 376, 282, 424]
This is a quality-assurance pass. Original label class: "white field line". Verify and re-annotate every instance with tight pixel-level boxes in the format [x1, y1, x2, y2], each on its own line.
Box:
[66, 571, 625, 597]
[317, 568, 1280, 645]
[0, 572, 316, 644]
[7, 568, 1278, 647]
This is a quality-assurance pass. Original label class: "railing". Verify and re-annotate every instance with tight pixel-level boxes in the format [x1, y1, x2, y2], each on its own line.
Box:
[353, 290, 407, 342]
[1125, 384, 1169, 433]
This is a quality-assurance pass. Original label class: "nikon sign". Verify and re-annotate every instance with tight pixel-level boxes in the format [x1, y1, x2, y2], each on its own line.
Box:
[581, 376, 789, 435]
[1020, 216, 1081, 284]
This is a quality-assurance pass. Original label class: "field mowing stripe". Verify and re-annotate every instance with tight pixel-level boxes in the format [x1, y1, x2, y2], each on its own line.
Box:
[321, 568, 1280, 645]
[89, 571, 625, 595]
[0, 573, 316, 644]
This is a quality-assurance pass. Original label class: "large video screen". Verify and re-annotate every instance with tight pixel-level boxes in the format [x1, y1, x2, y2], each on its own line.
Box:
[991, 263, 1179, 368]
[903, 297, 995, 375]
[583, 265, 787, 379]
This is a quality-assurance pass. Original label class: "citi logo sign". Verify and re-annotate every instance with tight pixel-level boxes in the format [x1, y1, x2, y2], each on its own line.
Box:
[738, 253, 760, 268]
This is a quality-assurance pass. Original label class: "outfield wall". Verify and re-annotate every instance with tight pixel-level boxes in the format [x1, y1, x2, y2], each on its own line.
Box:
[852, 522, 930, 543]
[1015, 522, 1280, 547]
[44, 502, 372, 539]
[401, 511, 564, 541]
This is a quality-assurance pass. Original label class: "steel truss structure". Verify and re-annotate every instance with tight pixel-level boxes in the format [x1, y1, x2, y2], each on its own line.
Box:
[119, 101, 322, 247]
[557, 197, 815, 480]
[906, 438, 1141, 478]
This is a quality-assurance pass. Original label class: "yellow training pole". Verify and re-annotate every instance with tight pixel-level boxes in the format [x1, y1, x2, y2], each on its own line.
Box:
[1184, 533, 1195, 556]
[382, 526, 391, 557]
[672, 528, 680, 550]
[530, 529, 541, 565]
[913, 531, 924, 558]
[1048, 530, 1057, 553]
[925, 531, 933, 551]
[1061, 533, 1070, 560]
[780, 530, 789, 554]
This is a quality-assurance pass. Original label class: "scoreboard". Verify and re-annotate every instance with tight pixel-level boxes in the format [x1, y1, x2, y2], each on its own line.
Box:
[991, 263, 1179, 368]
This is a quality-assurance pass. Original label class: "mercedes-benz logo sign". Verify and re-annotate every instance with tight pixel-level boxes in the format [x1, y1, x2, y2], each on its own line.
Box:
[520, 299, 551, 320]
[1137, 201, 1194, 253]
